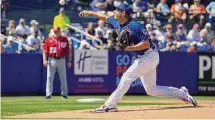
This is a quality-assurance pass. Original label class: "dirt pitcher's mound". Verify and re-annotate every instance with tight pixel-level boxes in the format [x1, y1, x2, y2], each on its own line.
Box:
[9, 100, 215, 119]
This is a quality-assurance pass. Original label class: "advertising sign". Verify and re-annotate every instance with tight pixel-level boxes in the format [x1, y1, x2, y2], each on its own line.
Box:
[74, 50, 108, 75]
[198, 53, 215, 95]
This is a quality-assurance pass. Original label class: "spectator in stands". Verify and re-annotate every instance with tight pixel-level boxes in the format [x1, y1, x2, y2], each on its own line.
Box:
[48, 28, 55, 37]
[105, 29, 114, 42]
[1, 25, 6, 35]
[145, 9, 158, 26]
[95, 20, 106, 38]
[15, 18, 31, 38]
[104, 29, 120, 50]
[0, 33, 7, 46]
[113, 0, 128, 7]
[200, 23, 215, 44]
[206, 0, 215, 24]
[105, 29, 114, 40]
[1, 0, 8, 19]
[53, 7, 71, 31]
[176, 43, 181, 51]
[187, 23, 202, 42]
[169, 44, 178, 51]
[189, 0, 206, 25]
[17, 36, 28, 53]
[164, 24, 175, 43]
[62, 29, 73, 48]
[93, 30, 108, 49]
[85, 22, 95, 42]
[6, 20, 16, 36]
[175, 24, 188, 43]
[132, 0, 148, 18]
[211, 37, 215, 51]
[86, 22, 95, 35]
[160, 42, 172, 51]
[156, 0, 170, 23]
[150, 31, 159, 50]
[26, 29, 41, 52]
[30, 20, 42, 36]
[103, 31, 112, 49]
[181, 0, 189, 10]
[148, 0, 159, 9]
[91, 0, 108, 13]
[4, 36, 16, 53]
[0, 34, 6, 53]
[170, 0, 187, 23]
[0, 42, 5, 54]
[187, 42, 199, 52]
[79, 40, 92, 49]
[154, 22, 165, 43]
[146, 24, 153, 35]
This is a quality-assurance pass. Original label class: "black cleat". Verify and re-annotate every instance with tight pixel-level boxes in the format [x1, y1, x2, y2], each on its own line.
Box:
[95, 107, 118, 113]
[62, 96, 68, 99]
[45, 96, 51, 99]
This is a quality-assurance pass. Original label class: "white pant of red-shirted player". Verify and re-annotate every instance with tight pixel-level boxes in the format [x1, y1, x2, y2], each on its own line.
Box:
[46, 57, 68, 97]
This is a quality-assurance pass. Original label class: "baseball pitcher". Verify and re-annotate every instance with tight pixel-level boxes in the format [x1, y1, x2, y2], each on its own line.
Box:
[80, 3, 197, 112]
[43, 27, 72, 99]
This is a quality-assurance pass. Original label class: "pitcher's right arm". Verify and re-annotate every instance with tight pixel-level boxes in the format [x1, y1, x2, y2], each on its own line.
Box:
[79, 11, 108, 22]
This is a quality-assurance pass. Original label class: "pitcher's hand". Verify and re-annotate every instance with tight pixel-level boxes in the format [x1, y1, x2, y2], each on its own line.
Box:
[79, 10, 92, 17]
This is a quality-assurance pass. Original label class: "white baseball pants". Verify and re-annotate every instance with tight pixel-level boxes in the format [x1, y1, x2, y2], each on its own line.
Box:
[46, 58, 68, 96]
[105, 49, 187, 108]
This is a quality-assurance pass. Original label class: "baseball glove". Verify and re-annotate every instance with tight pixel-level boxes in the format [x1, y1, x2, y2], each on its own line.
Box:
[117, 29, 133, 50]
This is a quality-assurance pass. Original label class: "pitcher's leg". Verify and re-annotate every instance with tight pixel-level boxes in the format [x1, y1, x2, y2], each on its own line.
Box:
[46, 59, 56, 97]
[57, 59, 68, 96]
[104, 51, 159, 108]
[141, 68, 187, 100]
[104, 61, 139, 108]
[104, 71, 139, 108]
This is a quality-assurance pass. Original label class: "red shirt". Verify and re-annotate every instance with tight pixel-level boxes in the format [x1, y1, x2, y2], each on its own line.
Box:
[43, 36, 70, 58]
[187, 47, 198, 52]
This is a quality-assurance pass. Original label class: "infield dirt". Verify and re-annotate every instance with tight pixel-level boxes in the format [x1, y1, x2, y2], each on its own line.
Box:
[7, 100, 215, 119]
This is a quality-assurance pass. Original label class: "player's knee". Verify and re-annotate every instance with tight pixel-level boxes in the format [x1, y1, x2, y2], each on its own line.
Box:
[117, 79, 131, 90]
[120, 73, 133, 84]
[121, 72, 129, 79]
[145, 88, 157, 96]
[117, 73, 133, 90]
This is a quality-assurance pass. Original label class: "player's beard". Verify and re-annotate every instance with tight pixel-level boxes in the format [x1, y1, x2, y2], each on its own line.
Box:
[114, 14, 121, 20]
[113, 11, 122, 20]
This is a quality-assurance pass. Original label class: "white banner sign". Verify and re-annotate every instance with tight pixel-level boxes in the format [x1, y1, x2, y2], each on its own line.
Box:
[74, 50, 108, 75]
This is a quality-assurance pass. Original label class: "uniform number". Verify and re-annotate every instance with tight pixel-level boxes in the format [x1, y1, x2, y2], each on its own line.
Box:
[50, 47, 56, 53]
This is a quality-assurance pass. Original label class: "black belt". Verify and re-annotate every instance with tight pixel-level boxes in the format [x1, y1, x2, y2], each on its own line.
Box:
[50, 56, 65, 59]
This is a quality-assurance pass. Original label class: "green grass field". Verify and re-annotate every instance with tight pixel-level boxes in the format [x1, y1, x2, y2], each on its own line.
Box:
[1, 95, 215, 117]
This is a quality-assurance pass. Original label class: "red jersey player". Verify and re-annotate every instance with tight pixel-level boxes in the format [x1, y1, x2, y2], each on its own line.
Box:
[43, 27, 72, 99]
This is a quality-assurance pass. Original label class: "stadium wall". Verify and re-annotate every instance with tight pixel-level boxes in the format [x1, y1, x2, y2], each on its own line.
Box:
[1, 51, 201, 95]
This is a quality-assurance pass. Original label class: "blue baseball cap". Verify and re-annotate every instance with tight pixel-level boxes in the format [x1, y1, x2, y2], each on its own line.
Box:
[115, 3, 133, 16]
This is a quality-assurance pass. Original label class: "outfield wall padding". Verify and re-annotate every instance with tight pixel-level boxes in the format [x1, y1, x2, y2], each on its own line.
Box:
[1, 51, 198, 95]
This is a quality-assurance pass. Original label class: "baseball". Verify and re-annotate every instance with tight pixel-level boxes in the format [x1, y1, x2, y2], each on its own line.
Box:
[59, 0, 65, 5]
